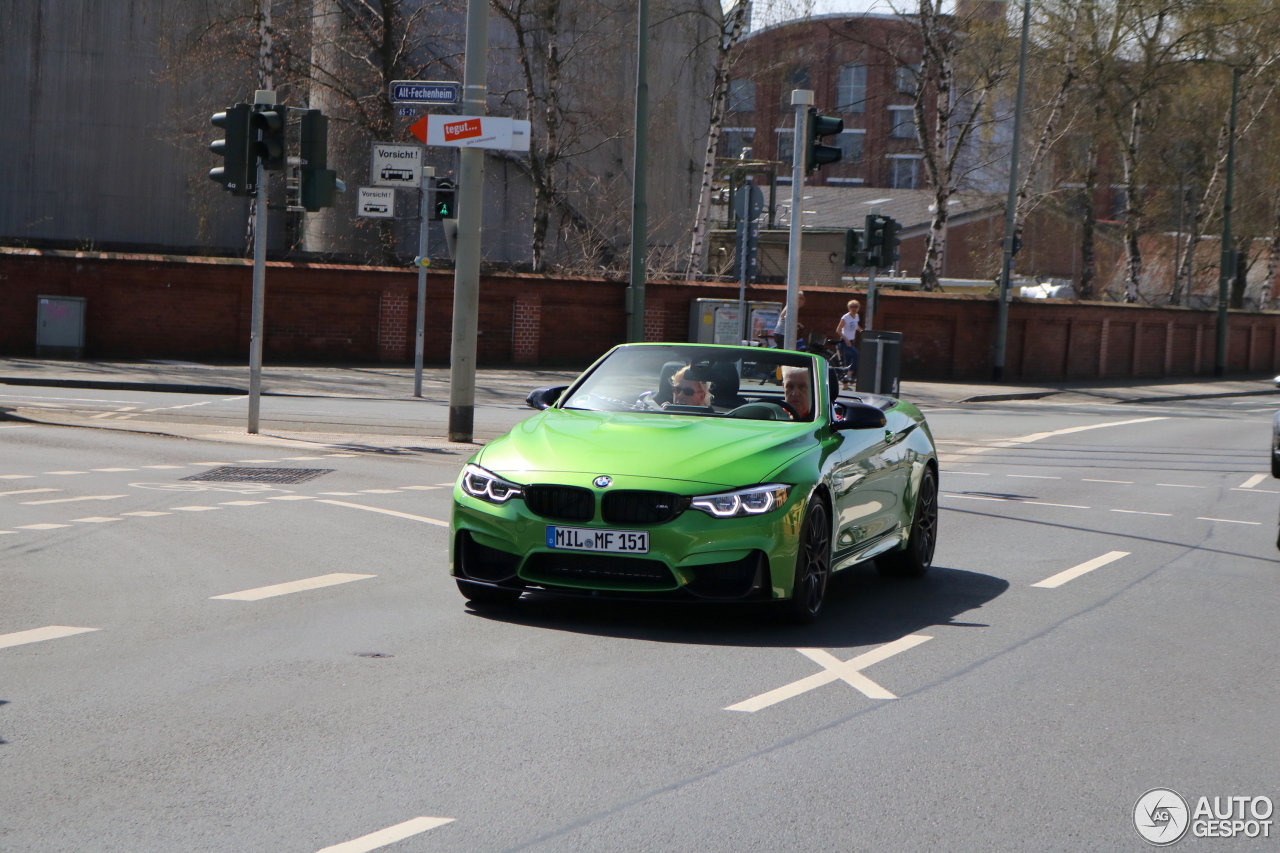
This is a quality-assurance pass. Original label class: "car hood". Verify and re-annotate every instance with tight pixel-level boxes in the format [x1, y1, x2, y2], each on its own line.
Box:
[478, 407, 816, 490]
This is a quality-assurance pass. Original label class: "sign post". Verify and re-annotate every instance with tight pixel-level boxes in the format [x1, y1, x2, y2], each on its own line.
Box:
[414, 167, 436, 398]
[247, 90, 276, 435]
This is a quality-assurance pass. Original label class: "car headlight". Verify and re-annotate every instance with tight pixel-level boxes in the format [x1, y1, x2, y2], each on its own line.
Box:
[690, 484, 791, 518]
[460, 464, 524, 504]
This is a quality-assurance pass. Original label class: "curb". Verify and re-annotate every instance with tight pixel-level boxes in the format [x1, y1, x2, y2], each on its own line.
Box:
[0, 377, 247, 396]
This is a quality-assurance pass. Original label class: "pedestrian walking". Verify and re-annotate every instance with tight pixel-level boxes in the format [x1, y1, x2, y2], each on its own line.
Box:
[835, 298, 861, 388]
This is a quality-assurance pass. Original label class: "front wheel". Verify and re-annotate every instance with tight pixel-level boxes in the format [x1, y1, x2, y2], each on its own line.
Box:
[877, 465, 938, 579]
[778, 497, 831, 624]
[456, 579, 523, 605]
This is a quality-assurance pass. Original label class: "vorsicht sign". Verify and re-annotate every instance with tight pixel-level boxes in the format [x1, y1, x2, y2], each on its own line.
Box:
[370, 143, 423, 187]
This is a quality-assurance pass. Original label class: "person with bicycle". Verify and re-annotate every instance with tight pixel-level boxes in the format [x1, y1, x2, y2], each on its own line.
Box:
[834, 298, 861, 389]
[772, 291, 805, 350]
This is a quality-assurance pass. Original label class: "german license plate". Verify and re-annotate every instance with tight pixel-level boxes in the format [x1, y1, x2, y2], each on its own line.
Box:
[546, 525, 649, 554]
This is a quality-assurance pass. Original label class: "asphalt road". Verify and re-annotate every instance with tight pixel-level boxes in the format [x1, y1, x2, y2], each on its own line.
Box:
[1, 394, 1277, 852]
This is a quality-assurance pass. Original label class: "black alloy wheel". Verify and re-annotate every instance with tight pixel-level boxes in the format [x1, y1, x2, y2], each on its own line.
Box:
[780, 496, 831, 624]
[456, 579, 523, 605]
[877, 465, 938, 579]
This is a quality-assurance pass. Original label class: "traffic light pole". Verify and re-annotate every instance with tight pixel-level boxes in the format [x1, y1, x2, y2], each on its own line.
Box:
[414, 167, 436, 398]
[448, 0, 489, 442]
[248, 156, 267, 435]
[785, 89, 813, 352]
[864, 266, 878, 332]
[626, 0, 650, 343]
[993, 0, 1030, 382]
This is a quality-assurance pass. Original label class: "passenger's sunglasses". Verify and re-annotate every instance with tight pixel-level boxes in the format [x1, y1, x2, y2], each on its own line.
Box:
[674, 385, 700, 397]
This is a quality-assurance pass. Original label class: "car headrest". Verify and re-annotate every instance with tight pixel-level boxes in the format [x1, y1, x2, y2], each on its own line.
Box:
[707, 362, 740, 398]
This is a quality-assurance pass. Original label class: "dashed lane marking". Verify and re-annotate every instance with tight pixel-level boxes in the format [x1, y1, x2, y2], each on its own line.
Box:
[359, 489, 400, 494]
[1157, 483, 1204, 489]
[17, 523, 72, 530]
[142, 465, 184, 469]
[121, 511, 170, 517]
[92, 468, 136, 472]
[282, 456, 328, 460]
[318, 492, 362, 496]
[1008, 474, 1060, 479]
[1111, 509, 1172, 516]
[324, 454, 358, 458]
[0, 488, 60, 497]
[943, 494, 1007, 501]
[402, 486, 441, 490]
[1231, 488, 1280, 494]
[726, 635, 933, 712]
[944, 471, 989, 476]
[170, 506, 220, 512]
[1023, 501, 1089, 509]
[0, 475, 35, 479]
[267, 495, 315, 501]
[238, 459, 279, 463]
[72, 517, 121, 523]
[44, 471, 88, 475]
[1032, 551, 1130, 588]
[1083, 479, 1132, 484]
[0, 626, 99, 650]
[22, 495, 127, 505]
[1197, 517, 1262, 525]
[1240, 474, 1267, 489]
[189, 462, 232, 466]
[211, 573, 375, 601]
[220, 500, 267, 506]
[435, 482, 456, 487]
[316, 500, 449, 527]
[315, 816, 455, 853]
[1002, 416, 1168, 444]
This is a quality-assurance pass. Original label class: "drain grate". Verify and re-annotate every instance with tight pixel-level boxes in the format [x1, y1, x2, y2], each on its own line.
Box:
[182, 467, 333, 485]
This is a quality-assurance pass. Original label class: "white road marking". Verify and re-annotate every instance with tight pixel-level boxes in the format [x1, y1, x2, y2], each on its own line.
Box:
[121, 511, 170, 517]
[189, 462, 231, 466]
[17, 523, 72, 530]
[170, 506, 220, 512]
[1083, 479, 1132, 484]
[401, 486, 442, 490]
[435, 482, 456, 486]
[142, 465, 184, 469]
[324, 454, 358, 458]
[1024, 501, 1089, 509]
[211, 573, 375, 601]
[1032, 551, 1130, 588]
[239, 459, 279, 463]
[941, 494, 1007, 501]
[316, 500, 449, 527]
[0, 474, 35, 479]
[0, 626, 99, 650]
[44, 470, 88, 475]
[1110, 509, 1171, 517]
[315, 817, 455, 853]
[1198, 517, 1262, 525]
[267, 495, 314, 501]
[1003, 416, 1167, 444]
[0, 488, 60, 497]
[283, 456, 327, 460]
[318, 492, 362, 496]
[1240, 474, 1267, 489]
[92, 468, 136, 472]
[1231, 487, 1280, 494]
[1157, 483, 1203, 489]
[72, 517, 121, 523]
[220, 500, 267, 506]
[359, 489, 400, 494]
[1008, 474, 1060, 479]
[943, 471, 989, 476]
[22, 495, 128, 505]
[87, 411, 118, 419]
[726, 635, 933, 712]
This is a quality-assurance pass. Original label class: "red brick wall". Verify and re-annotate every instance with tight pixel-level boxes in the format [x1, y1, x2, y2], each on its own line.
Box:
[512, 294, 541, 363]
[3, 249, 1279, 381]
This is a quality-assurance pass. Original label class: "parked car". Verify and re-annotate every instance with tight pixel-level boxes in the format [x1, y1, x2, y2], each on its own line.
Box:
[449, 342, 939, 623]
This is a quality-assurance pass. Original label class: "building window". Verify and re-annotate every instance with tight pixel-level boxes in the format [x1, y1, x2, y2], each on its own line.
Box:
[837, 64, 867, 113]
[728, 79, 755, 113]
[775, 128, 794, 165]
[889, 106, 916, 139]
[895, 63, 921, 95]
[889, 157, 920, 189]
[837, 130, 864, 163]
[781, 66, 810, 107]
[720, 127, 756, 159]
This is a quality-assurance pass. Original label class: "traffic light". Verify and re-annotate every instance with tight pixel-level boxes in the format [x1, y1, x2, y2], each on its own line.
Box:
[844, 229, 866, 268]
[864, 213, 887, 268]
[806, 109, 844, 174]
[882, 217, 901, 267]
[299, 109, 341, 211]
[432, 179, 456, 220]
[252, 105, 288, 171]
[209, 104, 255, 196]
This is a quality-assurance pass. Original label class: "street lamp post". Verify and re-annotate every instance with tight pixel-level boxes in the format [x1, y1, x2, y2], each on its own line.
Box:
[992, 0, 1030, 383]
[1215, 66, 1240, 378]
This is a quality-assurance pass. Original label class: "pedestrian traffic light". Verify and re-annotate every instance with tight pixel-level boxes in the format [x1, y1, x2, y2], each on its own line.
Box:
[252, 104, 288, 172]
[209, 104, 255, 196]
[298, 109, 341, 211]
[844, 228, 866, 268]
[882, 216, 901, 267]
[806, 109, 844, 174]
[432, 179, 456, 220]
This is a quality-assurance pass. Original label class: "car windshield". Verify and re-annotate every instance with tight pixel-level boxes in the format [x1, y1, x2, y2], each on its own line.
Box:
[561, 345, 817, 422]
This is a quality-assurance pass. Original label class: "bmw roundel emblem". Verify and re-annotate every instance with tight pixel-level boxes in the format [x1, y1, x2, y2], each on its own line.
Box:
[593, 475, 613, 488]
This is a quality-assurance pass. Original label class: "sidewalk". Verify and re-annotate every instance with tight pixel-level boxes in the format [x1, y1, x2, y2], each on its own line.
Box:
[2, 356, 1277, 408]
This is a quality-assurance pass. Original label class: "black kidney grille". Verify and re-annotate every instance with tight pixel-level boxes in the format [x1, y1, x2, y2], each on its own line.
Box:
[524, 552, 674, 585]
[601, 490, 687, 525]
[523, 485, 595, 521]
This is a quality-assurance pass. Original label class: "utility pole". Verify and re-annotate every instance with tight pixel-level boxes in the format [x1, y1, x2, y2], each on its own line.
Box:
[626, 0, 650, 343]
[414, 167, 436, 397]
[785, 89, 813, 352]
[992, 0, 1030, 382]
[1215, 66, 1240, 378]
[247, 89, 275, 435]
[447, 0, 489, 442]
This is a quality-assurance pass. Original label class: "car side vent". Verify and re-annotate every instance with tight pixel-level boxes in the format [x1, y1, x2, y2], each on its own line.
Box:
[601, 490, 687, 525]
[523, 485, 595, 521]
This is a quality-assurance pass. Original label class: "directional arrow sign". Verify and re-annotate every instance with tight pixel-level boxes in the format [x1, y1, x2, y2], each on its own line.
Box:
[408, 115, 531, 152]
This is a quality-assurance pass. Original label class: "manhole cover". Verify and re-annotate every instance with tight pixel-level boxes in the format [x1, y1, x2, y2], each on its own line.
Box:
[182, 467, 333, 485]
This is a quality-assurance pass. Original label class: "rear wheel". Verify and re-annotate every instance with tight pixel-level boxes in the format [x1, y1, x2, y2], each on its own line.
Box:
[877, 466, 938, 579]
[456, 579, 523, 605]
[779, 497, 831, 624]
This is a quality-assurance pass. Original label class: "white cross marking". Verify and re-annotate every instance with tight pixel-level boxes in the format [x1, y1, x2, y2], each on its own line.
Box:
[725, 634, 932, 712]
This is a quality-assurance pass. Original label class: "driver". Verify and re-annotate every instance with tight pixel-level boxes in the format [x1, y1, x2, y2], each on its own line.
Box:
[669, 366, 709, 407]
[782, 366, 812, 419]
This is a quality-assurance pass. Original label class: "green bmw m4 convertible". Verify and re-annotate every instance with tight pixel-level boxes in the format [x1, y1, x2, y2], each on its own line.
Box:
[451, 342, 939, 622]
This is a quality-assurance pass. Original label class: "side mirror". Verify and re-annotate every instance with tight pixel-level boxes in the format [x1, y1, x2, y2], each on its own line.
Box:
[832, 402, 887, 431]
[526, 385, 567, 410]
